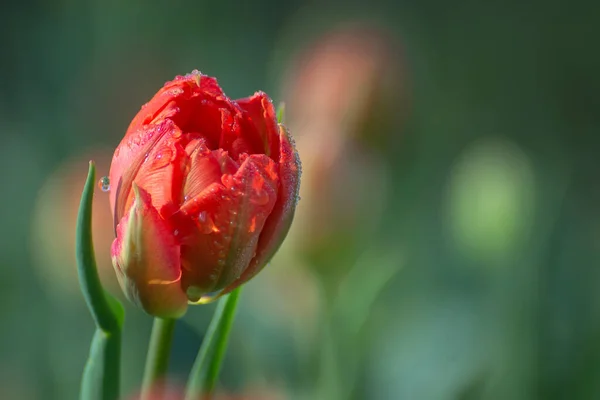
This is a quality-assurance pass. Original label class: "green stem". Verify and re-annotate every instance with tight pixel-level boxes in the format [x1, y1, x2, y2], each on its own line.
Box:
[141, 318, 177, 399]
[184, 288, 242, 400]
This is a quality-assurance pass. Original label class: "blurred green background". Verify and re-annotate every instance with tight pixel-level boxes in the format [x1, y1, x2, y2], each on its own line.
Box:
[1, 0, 599, 399]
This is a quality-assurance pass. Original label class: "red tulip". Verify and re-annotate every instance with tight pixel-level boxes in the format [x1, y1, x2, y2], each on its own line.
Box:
[108, 71, 301, 318]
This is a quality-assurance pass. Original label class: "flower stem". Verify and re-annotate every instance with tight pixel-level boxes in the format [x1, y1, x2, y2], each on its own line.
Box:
[141, 317, 176, 399]
[184, 288, 242, 400]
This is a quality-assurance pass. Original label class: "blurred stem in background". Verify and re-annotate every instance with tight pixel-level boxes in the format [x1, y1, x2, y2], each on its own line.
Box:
[76, 162, 124, 400]
[141, 318, 176, 399]
[317, 246, 404, 400]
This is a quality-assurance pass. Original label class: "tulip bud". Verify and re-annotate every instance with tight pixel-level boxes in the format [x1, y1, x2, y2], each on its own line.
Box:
[109, 71, 301, 316]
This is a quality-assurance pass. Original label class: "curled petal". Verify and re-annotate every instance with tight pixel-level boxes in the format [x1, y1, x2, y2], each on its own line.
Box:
[177, 154, 279, 301]
[128, 71, 226, 131]
[236, 91, 280, 159]
[222, 125, 301, 295]
[111, 184, 187, 318]
[109, 120, 174, 232]
[183, 147, 239, 200]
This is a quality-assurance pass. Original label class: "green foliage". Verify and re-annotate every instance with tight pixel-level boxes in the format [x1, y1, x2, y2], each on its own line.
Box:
[76, 162, 124, 400]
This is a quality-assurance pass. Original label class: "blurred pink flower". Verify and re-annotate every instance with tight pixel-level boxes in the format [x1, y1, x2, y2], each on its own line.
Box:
[279, 24, 408, 262]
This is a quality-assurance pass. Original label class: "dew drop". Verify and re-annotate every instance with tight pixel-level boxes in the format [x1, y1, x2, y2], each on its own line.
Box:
[251, 188, 269, 205]
[221, 174, 235, 190]
[98, 176, 110, 192]
[173, 229, 179, 237]
[186, 286, 203, 302]
[152, 147, 173, 169]
[197, 211, 217, 234]
[198, 211, 207, 223]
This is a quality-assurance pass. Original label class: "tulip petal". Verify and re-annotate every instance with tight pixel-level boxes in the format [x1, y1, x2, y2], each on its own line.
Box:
[129, 139, 187, 219]
[222, 125, 301, 295]
[236, 92, 280, 159]
[177, 154, 279, 301]
[111, 184, 187, 318]
[183, 147, 239, 201]
[110, 120, 174, 232]
[128, 72, 226, 132]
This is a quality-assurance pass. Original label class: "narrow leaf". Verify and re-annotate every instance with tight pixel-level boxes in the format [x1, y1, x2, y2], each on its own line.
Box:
[276, 102, 286, 124]
[76, 161, 124, 400]
[185, 288, 242, 399]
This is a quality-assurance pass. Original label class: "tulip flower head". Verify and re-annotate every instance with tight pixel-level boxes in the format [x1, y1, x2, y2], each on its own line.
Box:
[108, 71, 301, 318]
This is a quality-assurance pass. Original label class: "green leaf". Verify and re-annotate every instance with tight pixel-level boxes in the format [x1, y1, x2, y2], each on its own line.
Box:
[184, 288, 242, 400]
[76, 161, 124, 400]
[80, 329, 121, 400]
[276, 102, 286, 124]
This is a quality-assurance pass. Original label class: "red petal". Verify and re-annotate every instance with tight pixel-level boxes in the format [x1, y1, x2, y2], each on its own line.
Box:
[131, 139, 187, 219]
[236, 91, 280, 159]
[183, 146, 239, 201]
[221, 125, 301, 295]
[130, 72, 225, 129]
[109, 119, 174, 232]
[176, 154, 279, 301]
[111, 185, 187, 318]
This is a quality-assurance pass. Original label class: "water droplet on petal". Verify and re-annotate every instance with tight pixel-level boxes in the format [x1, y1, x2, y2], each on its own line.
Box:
[98, 176, 110, 192]
[198, 211, 218, 234]
[173, 229, 179, 237]
[252, 188, 269, 206]
[221, 174, 235, 189]
[152, 147, 173, 169]
[186, 286, 204, 301]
